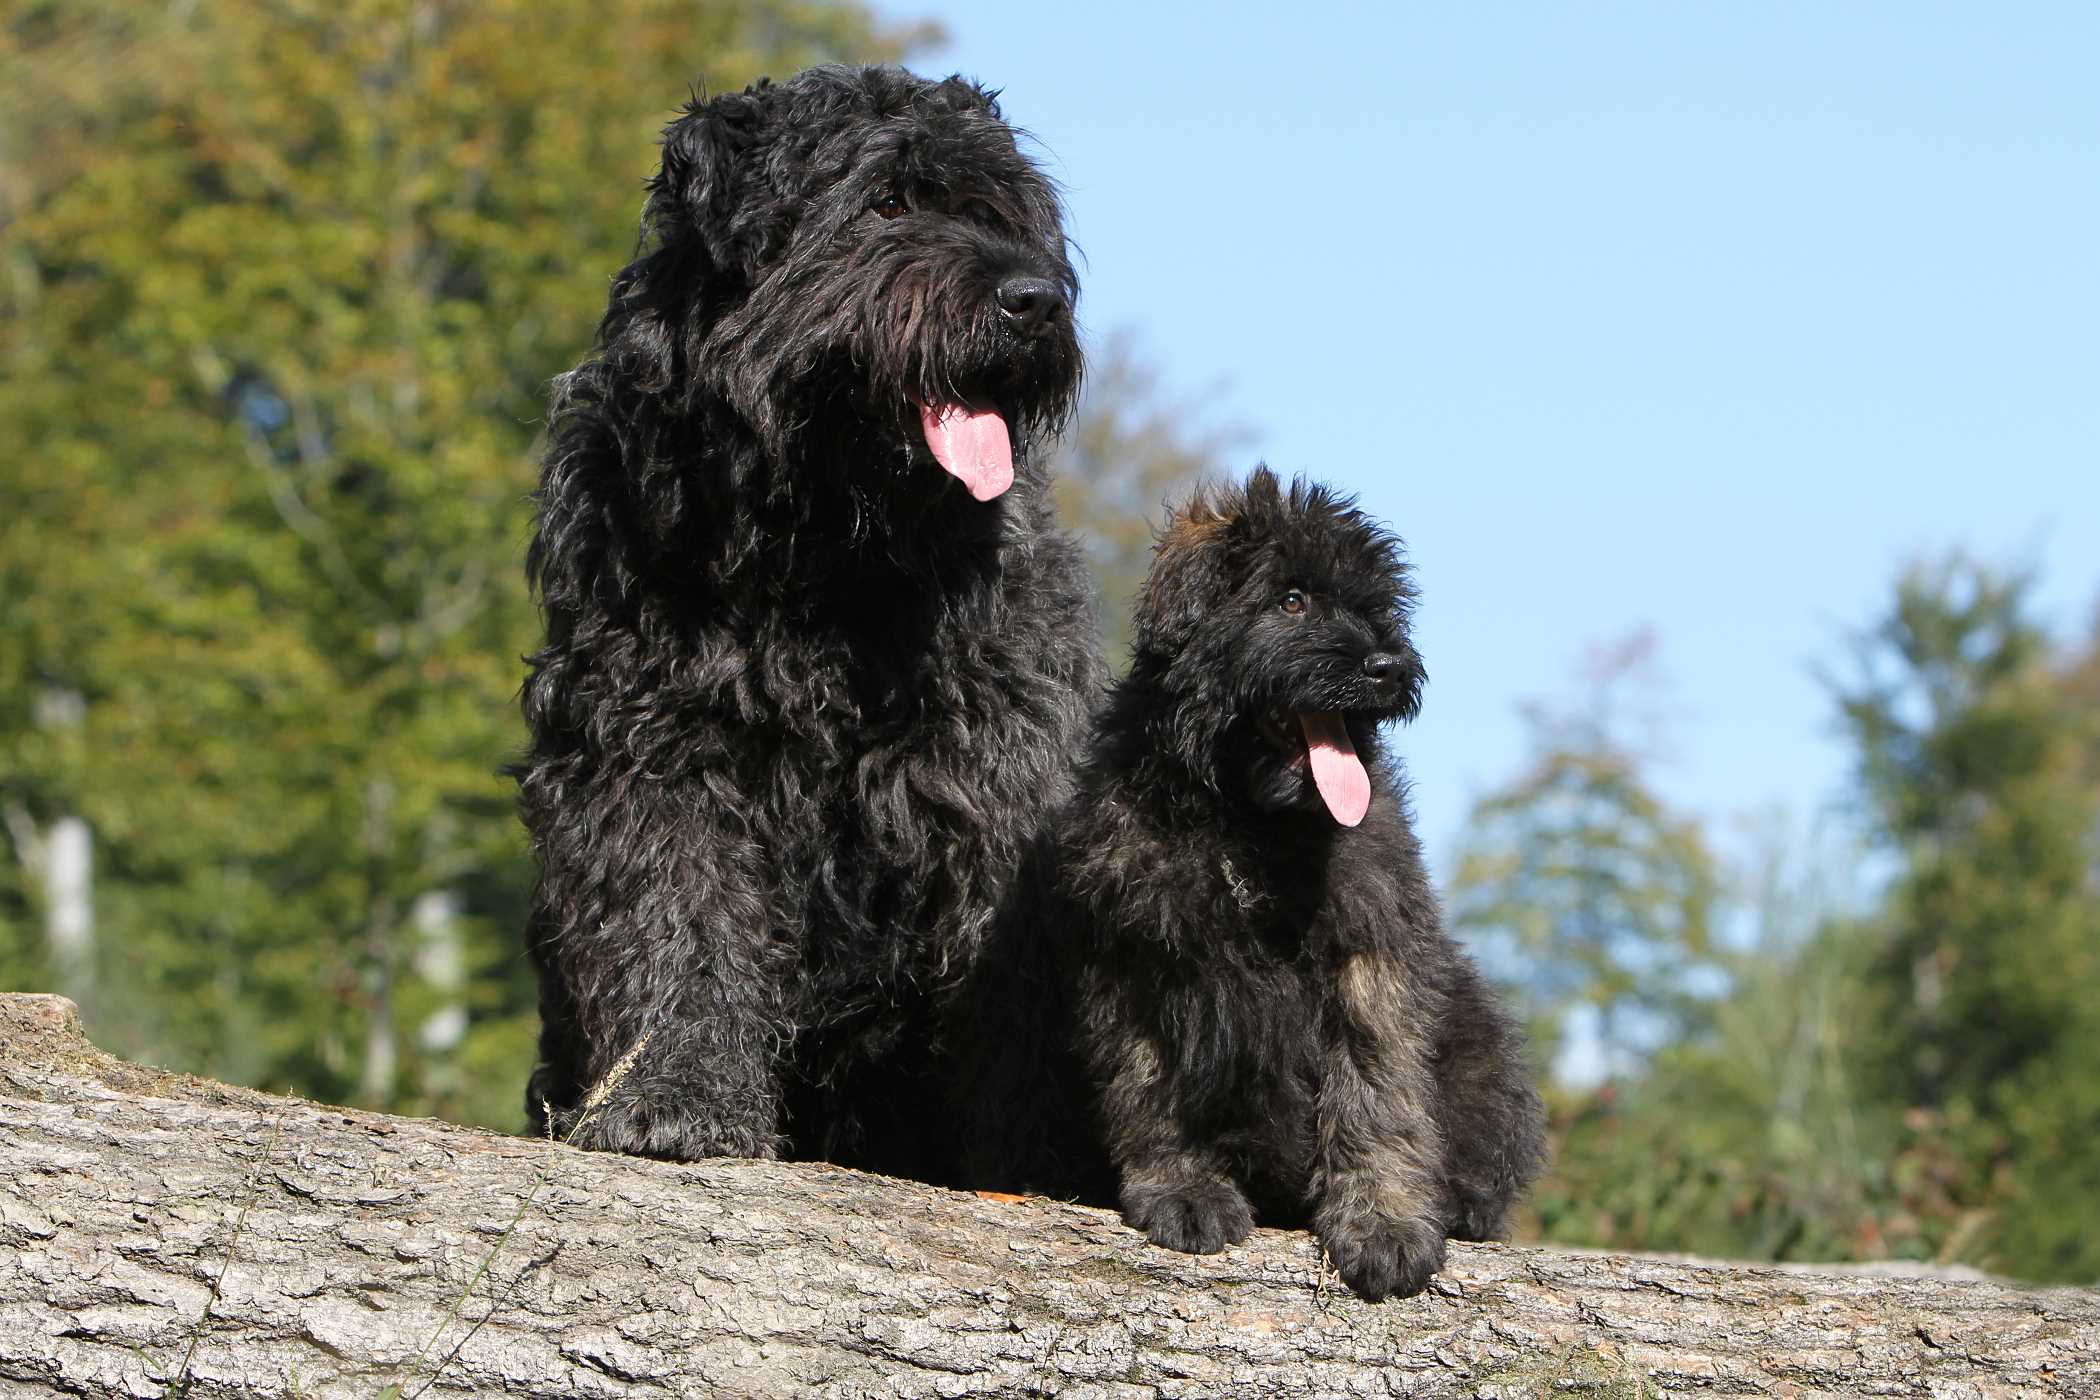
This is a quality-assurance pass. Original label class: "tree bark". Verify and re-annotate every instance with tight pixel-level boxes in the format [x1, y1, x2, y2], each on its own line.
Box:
[1, 993, 2092, 1399]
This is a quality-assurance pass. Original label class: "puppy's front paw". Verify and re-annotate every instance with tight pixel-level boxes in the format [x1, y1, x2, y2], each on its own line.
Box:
[1319, 1212, 1445, 1300]
[1121, 1177, 1255, 1255]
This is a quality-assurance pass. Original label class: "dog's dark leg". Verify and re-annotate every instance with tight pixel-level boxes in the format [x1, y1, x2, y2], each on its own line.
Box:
[1092, 1024, 1255, 1254]
[1310, 949, 1449, 1300]
[1427, 950, 1548, 1241]
[1115, 1143, 1257, 1255]
[525, 780, 793, 1160]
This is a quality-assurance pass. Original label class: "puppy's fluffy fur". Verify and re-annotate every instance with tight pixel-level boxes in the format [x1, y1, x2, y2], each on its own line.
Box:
[971, 468, 1544, 1299]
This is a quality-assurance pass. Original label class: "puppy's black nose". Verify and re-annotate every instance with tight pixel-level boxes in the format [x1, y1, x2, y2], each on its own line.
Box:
[996, 276, 1065, 334]
[1362, 653, 1407, 686]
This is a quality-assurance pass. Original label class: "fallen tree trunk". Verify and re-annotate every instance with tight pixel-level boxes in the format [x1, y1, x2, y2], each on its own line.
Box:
[0, 993, 2092, 1398]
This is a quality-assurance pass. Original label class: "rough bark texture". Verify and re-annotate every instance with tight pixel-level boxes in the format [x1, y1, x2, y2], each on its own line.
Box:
[1, 993, 2093, 1399]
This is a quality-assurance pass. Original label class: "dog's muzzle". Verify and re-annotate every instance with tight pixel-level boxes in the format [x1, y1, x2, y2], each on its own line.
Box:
[995, 276, 1067, 337]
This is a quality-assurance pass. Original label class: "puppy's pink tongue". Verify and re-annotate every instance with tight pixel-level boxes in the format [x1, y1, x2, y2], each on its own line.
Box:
[918, 402, 1013, 501]
[1299, 711, 1370, 827]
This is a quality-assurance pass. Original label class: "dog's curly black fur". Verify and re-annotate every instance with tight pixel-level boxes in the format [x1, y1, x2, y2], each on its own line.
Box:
[515, 65, 1099, 1177]
[970, 468, 1545, 1299]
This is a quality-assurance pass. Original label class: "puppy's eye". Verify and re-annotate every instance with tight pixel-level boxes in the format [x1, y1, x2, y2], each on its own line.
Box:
[1280, 589, 1308, 616]
[871, 190, 908, 220]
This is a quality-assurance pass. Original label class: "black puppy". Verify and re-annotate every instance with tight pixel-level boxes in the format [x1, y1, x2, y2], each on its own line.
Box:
[979, 468, 1544, 1300]
[517, 66, 1098, 1177]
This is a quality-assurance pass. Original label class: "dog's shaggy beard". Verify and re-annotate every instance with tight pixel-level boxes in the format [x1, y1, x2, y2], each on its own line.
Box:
[707, 221, 1081, 548]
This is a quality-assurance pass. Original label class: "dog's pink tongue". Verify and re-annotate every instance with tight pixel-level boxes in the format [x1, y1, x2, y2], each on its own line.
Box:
[1299, 711, 1371, 827]
[919, 402, 1013, 501]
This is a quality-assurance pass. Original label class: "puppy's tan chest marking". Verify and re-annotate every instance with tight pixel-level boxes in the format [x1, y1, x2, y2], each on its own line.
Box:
[1339, 950, 1410, 1020]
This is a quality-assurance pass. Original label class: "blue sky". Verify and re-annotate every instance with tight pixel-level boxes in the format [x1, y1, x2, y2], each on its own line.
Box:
[892, 2, 2100, 880]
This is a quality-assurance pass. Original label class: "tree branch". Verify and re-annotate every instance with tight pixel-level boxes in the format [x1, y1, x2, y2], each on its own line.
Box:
[0, 992, 2091, 1398]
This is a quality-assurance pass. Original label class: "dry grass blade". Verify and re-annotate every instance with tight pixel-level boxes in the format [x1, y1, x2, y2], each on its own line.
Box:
[167, 1113, 285, 1398]
[393, 1034, 651, 1400]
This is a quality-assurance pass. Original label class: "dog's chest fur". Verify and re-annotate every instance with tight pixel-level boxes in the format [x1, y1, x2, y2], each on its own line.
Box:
[721, 514, 1092, 979]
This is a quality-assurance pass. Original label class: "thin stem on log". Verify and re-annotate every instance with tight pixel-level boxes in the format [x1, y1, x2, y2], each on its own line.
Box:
[0, 992, 2092, 1398]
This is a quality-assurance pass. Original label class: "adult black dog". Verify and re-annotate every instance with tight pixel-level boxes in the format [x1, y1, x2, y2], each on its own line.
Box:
[971, 469, 1543, 1299]
[516, 65, 1098, 1178]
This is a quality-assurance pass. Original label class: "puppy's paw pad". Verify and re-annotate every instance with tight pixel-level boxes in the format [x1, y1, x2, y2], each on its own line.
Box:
[1320, 1214, 1445, 1300]
[1122, 1179, 1255, 1255]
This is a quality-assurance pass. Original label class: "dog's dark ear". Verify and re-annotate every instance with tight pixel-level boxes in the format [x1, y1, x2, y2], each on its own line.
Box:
[1222, 465, 1283, 554]
[651, 84, 773, 274]
[596, 87, 773, 395]
[1134, 493, 1232, 657]
[1241, 465, 1282, 511]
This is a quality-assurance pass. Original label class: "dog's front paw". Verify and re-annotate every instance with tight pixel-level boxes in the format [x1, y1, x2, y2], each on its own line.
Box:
[1319, 1212, 1446, 1301]
[1121, 1176, 1256, 1254]
[559, 1089, 781, 1162]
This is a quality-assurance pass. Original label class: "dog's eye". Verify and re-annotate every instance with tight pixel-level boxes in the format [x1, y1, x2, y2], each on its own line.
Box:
[871, 191, 909, 220]
[1280, 589, 1308, 616]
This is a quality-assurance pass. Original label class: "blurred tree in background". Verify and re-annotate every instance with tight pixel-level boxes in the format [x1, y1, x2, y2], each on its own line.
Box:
[1832, 560, 2100, 1280]
[1525, 832, 1895, 1264]
[1451, 631, 1721, 1077]
[1485, 566, 2100, 1283]
[1047, 333, 1243, 666]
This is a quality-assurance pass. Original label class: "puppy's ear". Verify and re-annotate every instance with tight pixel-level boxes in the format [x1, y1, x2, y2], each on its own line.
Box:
[1241, 465, 1283, 510]
[1135, 497, 1232, 657]
[1222, 465, 1284, 554]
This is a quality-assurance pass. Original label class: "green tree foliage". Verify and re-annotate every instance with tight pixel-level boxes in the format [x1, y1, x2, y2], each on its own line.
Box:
[1832, 559, 2100, 1280]
[1512, 565, 2100, 1283]
[1527, 832, 1900, 1262]
[1451, 631, 1720, 1075]
[0, 0, 924, 1128]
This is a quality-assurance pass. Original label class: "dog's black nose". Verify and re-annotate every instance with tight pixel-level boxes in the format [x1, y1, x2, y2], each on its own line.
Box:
[996, 276, 1065, 333]
[1362, 653, 1408, 686]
